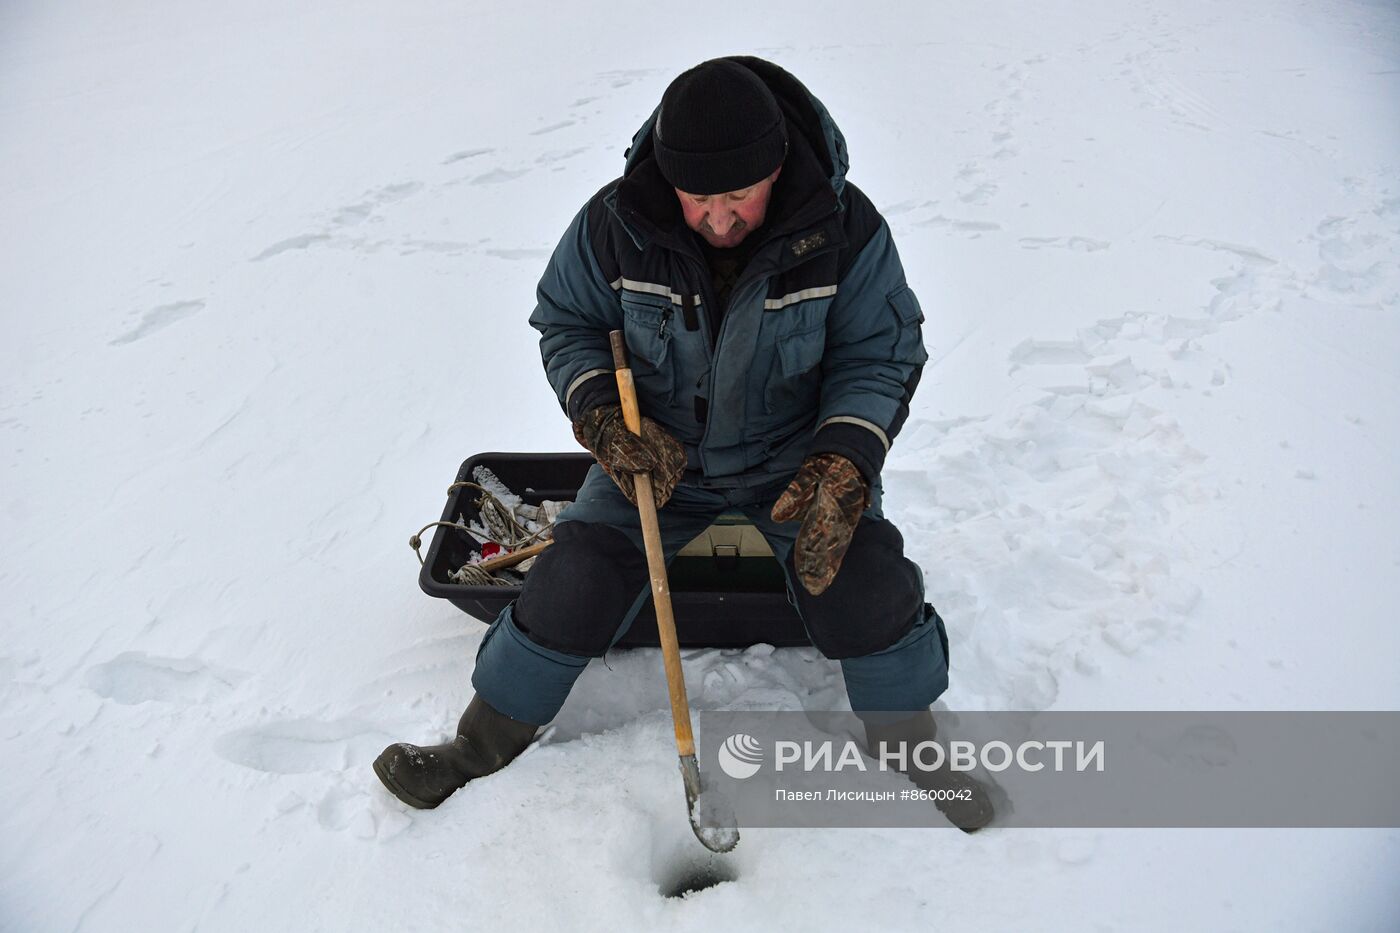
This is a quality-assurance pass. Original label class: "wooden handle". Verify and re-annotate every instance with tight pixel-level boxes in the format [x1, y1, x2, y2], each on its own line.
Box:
[611, 332, 643, 436]
[609, 329, 695, 758]
[474, 539, 552, 573]
[609, 331, 629, 370]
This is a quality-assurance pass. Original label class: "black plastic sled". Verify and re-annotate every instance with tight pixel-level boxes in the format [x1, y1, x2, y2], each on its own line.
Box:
[417, 452, 812, 649]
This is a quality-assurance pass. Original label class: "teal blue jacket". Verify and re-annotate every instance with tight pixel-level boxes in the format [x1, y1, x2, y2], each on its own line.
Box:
[529, 57, 927, 488]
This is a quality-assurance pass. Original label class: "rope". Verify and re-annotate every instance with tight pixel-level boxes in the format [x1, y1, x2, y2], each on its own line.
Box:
[446, 482, 552, 549]
[409, 481, 558, 584]
[409, 521, 474, 567]
[448, 564, 516, 587]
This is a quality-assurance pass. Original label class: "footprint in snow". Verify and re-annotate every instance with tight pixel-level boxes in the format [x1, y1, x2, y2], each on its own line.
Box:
[109, 300, 206, 346]
[215, 718, 394, 775]
[249, 234, 330, 262]
[332, 203, 373, 226]
[1018, 236, 1111, 252]
[536, 148, 589, 164]
[913, 214, 1001, 234]
[471, 167, 531, 185]
[1008, 337, 1094, 366]
[442, 147, 494, 165]
[958, 181, 999, 205]
[529, 120, 576, 136]
[277, 780, 410, 840]
[329, 182, 424, 228]
[85, 651, 246, 705]
[371, 181, 422, 203]
[316, 782, 377, 837]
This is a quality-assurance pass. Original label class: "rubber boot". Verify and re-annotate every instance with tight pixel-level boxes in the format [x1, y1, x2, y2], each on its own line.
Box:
[864, 710, 996, 833]
[373, 695, 538, 809]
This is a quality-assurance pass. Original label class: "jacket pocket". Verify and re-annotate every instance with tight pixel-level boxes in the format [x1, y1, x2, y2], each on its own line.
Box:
[887, 285, 929, 365]
[887, 284, 924, 324]
[763, 319, 827, 417]
[620, 293, 677, 405]
[775, 323, 826, 380]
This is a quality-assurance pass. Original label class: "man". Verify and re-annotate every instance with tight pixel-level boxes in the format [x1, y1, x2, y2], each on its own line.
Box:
[374, 56, 993, 831]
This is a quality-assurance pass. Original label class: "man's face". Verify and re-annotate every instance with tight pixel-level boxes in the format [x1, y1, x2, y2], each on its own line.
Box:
[674, 166, 782, 248]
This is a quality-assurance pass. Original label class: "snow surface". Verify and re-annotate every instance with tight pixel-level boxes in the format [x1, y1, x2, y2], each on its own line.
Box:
[3, 0, 1399, 929]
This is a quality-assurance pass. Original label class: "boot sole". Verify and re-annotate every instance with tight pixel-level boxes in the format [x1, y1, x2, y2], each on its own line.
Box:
[372, 754, 443, 810]
[939, 797, 996, 833]
[951, 814, 992, 834]
[942, 795, 997, 833]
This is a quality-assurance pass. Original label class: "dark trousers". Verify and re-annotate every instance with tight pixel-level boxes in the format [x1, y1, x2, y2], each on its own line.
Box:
[471, 464, 950, 724]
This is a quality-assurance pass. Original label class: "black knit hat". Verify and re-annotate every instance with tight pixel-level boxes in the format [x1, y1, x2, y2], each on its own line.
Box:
[654, 59, 788, 195]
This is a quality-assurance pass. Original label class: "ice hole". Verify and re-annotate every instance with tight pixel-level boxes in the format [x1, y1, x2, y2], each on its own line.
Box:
[657, 851, 738, 899]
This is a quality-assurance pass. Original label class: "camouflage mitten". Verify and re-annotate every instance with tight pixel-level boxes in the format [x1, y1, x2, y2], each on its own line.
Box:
[770, 453, 869, 596]
[572, 404, 687, 508]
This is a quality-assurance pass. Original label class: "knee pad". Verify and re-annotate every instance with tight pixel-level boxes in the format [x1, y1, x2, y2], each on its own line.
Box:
[514, 521, 648, 657]
[791, 518, 923, 659]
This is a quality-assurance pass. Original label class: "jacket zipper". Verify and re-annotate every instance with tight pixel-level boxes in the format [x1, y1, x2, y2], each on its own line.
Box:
[677, 232, 841, 472]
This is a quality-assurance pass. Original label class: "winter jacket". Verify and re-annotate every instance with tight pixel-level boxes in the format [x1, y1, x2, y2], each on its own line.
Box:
[528, 56, 927, 488]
